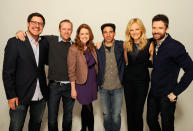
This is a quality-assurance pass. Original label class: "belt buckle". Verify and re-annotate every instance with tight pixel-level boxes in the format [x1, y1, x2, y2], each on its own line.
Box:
[59, 82, 63, 86]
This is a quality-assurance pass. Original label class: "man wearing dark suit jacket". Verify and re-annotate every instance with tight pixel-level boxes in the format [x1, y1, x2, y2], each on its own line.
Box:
[2, 12, 48, 131]
[147, 14, 193, 131]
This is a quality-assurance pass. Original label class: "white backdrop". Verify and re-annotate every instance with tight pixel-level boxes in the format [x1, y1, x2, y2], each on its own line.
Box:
[0, 0, 193, 130]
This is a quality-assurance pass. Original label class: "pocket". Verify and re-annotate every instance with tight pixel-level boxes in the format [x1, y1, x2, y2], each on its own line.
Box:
[161, 96, 176, 104]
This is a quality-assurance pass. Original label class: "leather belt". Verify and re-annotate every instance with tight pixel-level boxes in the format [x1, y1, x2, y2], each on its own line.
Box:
[49, 80, 69, 86]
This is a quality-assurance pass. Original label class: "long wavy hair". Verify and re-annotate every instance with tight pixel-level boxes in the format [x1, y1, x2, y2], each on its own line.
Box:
[124, 18, 147, 52]
[74, 24, 95, 53]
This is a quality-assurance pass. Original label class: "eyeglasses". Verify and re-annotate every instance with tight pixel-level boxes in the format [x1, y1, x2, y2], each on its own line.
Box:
[30, 21, 44, 27]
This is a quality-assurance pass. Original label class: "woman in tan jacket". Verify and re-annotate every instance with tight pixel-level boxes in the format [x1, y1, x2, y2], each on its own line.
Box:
[67, 24, 98, 131]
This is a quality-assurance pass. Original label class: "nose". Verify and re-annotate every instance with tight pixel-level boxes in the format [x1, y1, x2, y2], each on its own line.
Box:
[133, 30, 137, 34]
[35, 23, 40, 27]
[106, 32, 110, 36]
[154, 28, 159, 33]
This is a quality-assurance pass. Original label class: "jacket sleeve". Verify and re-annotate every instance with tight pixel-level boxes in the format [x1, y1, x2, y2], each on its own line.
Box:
[41, 36, 49, 65]
[2, 38, 18, 100]
[173, 43, 193, 96]
[67, 46, 77, 82]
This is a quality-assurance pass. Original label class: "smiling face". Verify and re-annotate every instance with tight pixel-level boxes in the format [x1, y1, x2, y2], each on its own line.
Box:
[79, 28, 90, 45]
[59, 22, 72, 42]
[27, 16, 44, 39]
[130, 22, 142, 43]
[152, 20, 168, 43]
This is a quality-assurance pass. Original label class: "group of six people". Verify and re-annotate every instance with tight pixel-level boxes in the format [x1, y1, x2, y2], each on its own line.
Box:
[2, 12, 193, 131]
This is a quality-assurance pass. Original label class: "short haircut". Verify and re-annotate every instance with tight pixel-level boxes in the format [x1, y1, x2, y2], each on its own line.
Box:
[59, 19, 73, 29]
[27, 12, 45, 25]
[152, 14, 169, 28]
[101, 23, 116, 32]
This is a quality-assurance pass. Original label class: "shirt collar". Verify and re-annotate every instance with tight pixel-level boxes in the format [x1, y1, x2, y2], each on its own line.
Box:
[157, 33, 168, 46]
[58, 36, 72, 44]
[102, 39, 115, 47]
[26, 32, 41, 43]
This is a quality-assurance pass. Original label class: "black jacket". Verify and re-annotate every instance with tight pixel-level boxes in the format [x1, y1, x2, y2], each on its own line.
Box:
[2, 36, 49, 104]
[150, 34, 193, 96]
[124, 39, 152, 82]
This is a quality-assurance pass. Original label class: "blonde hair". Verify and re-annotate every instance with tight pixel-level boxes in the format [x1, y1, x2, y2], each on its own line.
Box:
[124, 18, 147, 52]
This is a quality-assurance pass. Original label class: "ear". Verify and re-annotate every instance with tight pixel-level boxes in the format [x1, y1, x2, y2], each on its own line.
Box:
[166, 27, 169, 33]
[27, 22, 30, 27]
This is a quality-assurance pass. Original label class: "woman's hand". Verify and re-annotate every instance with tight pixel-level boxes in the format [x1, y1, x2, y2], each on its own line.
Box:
[149, 42, 154, 62]
[71, 82, 77, 99]
[123, 42, 128, 65]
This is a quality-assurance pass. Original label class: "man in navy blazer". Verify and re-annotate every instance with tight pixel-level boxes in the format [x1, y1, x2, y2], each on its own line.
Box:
[147, 14, 193, 131]
[2, 12, 48, 131]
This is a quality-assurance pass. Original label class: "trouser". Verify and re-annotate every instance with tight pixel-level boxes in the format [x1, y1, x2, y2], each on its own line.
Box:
[146, 94, 176, 131]
[48, 82, 75, 131]
[9, 99, 46, 131]
[100, 88, 123, 131]
[124, 80, 149, 131]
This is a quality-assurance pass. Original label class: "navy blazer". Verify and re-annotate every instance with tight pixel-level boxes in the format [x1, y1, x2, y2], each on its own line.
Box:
[2, 36, 49, 104]
[96, 40, 125, 87]
[150, 34, 193, 96]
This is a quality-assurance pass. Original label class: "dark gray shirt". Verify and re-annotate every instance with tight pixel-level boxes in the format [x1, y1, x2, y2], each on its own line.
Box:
[102, 43, 122, 90]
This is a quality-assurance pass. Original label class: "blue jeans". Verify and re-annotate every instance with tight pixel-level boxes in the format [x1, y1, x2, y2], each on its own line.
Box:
[99, 88, 123, 131]
[9, 99, 46, 131]
[48, 82, 75, 131]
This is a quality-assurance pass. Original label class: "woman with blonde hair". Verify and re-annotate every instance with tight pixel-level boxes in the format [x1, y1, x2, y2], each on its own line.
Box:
[67, 24, 98, 131]
[123, 18, 153, 131]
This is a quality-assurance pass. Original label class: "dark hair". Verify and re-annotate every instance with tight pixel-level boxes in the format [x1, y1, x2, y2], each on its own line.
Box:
[59, 19, 73, 29]
[152, 14, 169, 28]
[101, 23, 116, 32]
[27, 12, 45, 25]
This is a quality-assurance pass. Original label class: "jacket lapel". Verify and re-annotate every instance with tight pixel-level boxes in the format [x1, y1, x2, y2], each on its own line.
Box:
[25, 36, 38, 68]
[114, 41, 121, 63]
[38, 39, 44, 68]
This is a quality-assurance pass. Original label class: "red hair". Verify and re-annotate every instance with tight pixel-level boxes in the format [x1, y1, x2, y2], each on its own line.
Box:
[74, 24, 95, 53]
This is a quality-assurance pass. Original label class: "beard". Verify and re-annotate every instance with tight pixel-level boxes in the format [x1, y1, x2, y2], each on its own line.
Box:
[153, 33, 166, 41]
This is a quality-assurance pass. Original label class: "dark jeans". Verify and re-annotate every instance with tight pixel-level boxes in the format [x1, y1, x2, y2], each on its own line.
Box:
[48, 82, 75, 131]
[124, 80, 149, 131]
[146, 94, 176, 131]
[9, 99, 46, 131]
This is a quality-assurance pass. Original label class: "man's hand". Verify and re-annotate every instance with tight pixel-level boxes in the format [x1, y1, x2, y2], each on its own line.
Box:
[8, 97, 19, 110]
[168, 92, 177, 102]
[95, 42, 102, 49]
[16, 30, 26, 41]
